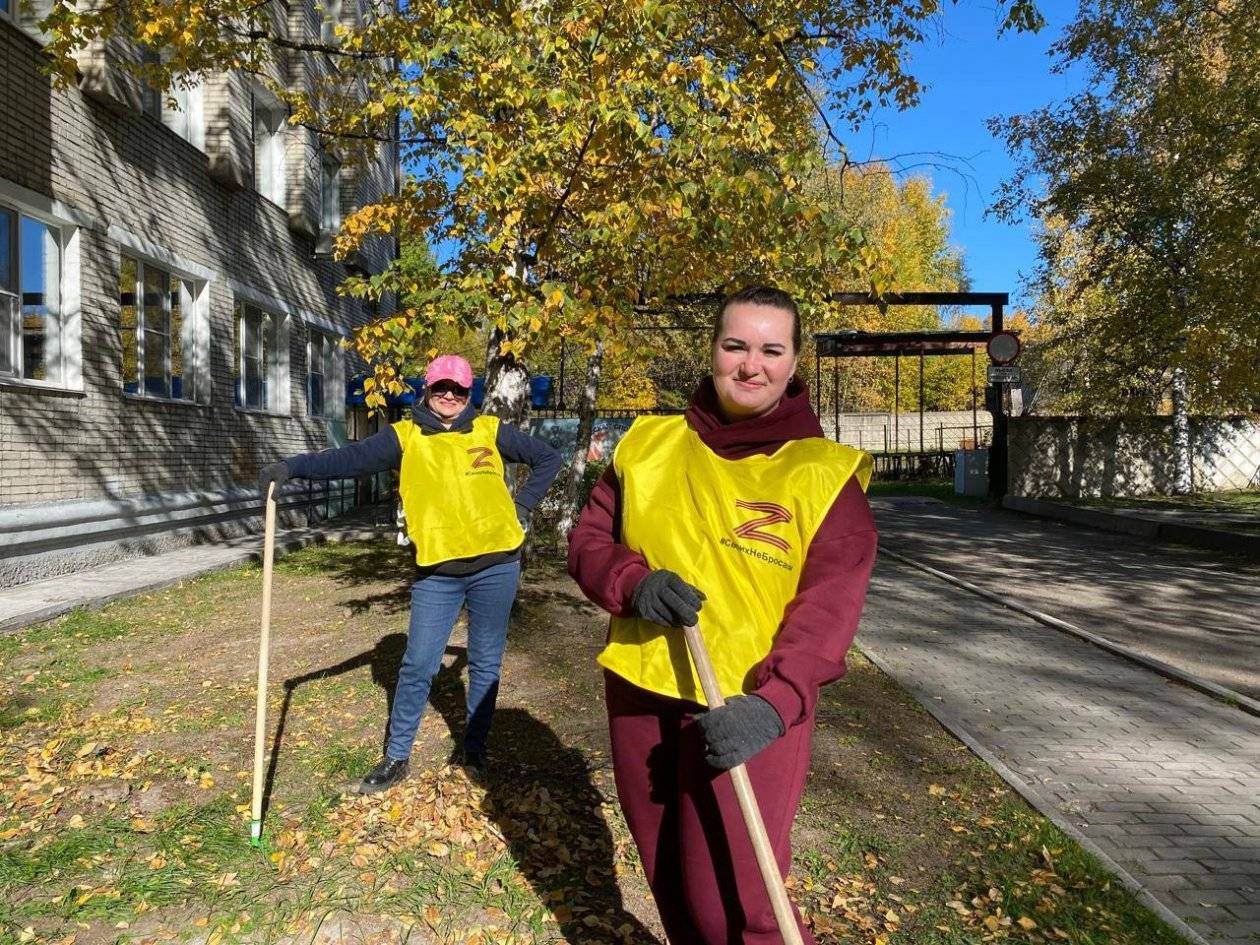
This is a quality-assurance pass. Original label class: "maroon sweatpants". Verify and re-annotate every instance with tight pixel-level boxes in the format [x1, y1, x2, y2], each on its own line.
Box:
[605, 671, 817, 945]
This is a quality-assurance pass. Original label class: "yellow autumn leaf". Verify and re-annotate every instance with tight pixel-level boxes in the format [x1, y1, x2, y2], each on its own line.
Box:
[1018, 916, 1038, 930]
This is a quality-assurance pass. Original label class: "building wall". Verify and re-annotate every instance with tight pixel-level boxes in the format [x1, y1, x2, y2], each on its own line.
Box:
[0, 11, 397, 511]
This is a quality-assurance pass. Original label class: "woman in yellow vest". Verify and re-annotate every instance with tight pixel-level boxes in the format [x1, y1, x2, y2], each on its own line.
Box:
[258, 355, 561, 793]
[568, 287, 878, 944]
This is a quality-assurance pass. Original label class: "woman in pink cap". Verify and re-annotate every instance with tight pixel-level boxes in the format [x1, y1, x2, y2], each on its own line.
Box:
[258, 354, 562, 793]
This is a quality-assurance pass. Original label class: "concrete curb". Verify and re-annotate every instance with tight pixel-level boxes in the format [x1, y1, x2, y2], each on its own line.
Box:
[879, 546, 1260, 719]
[854, 639, 1209, 945]
[0, 524, 388, 635]
[1003, 495, 1260, 558]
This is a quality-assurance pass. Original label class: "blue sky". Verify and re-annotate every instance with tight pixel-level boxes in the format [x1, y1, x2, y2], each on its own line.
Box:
[854, 2, 1088, 311]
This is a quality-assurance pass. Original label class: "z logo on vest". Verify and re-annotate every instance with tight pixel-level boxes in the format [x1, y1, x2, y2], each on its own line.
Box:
[466, 447, 496, 475]
[717, 500, 795, 572]
[734, 500, 792, 552]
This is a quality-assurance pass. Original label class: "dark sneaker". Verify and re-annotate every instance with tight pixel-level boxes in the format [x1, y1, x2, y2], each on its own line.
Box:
[358, 757, 409, 794]
[461, 751, 486, 778]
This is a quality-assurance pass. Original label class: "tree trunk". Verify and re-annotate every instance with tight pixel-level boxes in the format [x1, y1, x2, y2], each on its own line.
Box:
[1170, 365, 1192, 495]
[556, 339, 605, 540]
[482, 325, 531, 427]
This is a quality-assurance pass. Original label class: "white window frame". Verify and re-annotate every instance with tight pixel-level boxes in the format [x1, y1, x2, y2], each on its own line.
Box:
[235, 300, 290, 415]
[0, 182, 83, 393]
[251, 84, 288, 207]
[119, 254, 209, 404]
[161, 82, 206, 151]
[306, 325, 345, 421]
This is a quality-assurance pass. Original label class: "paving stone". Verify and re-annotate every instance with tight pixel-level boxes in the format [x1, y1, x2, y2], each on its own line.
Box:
[861, 546, 1260, 945]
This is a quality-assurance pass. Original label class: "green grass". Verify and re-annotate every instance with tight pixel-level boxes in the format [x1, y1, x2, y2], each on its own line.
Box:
[1080, 488, 1260, 512]
[315, 742, 378, 780]
[868, 478, 986, 503]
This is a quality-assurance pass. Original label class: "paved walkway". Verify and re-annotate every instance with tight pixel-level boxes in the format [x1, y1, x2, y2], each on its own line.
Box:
[872, 497, 1260, 698]
[861, 552, 1260, 945]
[0, 513, 390, 633]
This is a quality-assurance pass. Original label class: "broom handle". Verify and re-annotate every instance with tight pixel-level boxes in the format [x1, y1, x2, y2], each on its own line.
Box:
[683, 625, 804, 945]
[250, 484, 278, 842]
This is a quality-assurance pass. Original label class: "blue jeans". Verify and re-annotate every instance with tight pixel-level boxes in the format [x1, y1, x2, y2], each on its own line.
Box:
[386, 559, 521, 761]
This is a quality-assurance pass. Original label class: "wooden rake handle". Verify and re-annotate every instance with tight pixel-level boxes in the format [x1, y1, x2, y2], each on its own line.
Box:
[249, 484, 278, 844]
[682, 624, 805, 945]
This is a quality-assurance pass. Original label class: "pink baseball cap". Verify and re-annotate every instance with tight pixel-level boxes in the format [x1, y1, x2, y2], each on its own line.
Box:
[424, 354, 474, 388]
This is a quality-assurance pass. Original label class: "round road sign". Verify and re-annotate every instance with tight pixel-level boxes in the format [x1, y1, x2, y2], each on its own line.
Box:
[987, 331, 1021, 364]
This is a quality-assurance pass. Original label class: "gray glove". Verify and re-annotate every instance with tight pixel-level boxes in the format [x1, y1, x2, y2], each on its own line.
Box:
[695, 694, 785, 770]
[631, 569, 705, 628]
[515, 503, 531, 533]
[258, 461, 290, 498]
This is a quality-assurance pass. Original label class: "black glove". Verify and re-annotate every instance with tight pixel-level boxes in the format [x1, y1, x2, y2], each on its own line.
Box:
[695, 694, 785, 770]
[631, 569, 705, 628]
[258, 461, 290, 498]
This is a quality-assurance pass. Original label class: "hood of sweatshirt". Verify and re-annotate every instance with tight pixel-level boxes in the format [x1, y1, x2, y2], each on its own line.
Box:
[411, 400, 477, 434]
[683, 375, 824, 460]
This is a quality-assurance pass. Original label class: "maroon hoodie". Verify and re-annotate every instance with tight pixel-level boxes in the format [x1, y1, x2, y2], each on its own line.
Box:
[566, 376, 879, 727]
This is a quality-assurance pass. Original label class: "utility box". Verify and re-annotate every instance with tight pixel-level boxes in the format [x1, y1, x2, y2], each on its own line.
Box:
[955, 448, 989, 497]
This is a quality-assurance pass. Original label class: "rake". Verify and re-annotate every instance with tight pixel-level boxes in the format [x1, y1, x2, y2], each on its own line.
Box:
[249, 483, 278, 846]
[683, 624, 805, 945]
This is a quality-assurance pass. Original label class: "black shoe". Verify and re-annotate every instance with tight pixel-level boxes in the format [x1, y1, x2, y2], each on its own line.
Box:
[461, 751, 486, 777]
[358, 757, 409, 794]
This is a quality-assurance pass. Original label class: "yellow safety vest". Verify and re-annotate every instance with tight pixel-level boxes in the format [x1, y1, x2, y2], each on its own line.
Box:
[391, 415, 525, 567]
[598, 415, 872, 705]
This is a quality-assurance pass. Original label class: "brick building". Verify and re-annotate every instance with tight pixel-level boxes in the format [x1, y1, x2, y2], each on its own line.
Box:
[0, 0, 398, 584]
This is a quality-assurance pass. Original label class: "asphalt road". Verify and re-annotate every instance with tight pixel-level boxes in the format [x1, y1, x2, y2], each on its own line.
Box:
[869, 497, 1260, 699]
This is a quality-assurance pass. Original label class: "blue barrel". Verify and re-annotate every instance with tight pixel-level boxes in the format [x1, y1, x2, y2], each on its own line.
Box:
[471, 376, 485, 407]
[393, 376, 425, 406]
[346, 374, 368, 406]
[530, 374, 553, 408]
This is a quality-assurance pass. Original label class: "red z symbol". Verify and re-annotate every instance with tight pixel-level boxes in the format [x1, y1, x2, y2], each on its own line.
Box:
[733, 500, 793, 552]
[466, 447, 494, 469]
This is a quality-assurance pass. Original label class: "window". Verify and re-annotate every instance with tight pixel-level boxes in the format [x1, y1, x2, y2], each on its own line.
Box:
[12, 0, 52, 43]
[119, 255, 204, 401]
[164, 84, 205, 149]
[320, 0, 341, 44]
[315, 155, 341, 256]
[234, 302, 288, 413]
[252, 87, 288, 205]
[0, 205, 65, 384]
[308, 329, 332, 417]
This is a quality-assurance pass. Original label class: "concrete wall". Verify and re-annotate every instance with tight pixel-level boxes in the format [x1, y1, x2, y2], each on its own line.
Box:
[1008, 417, 1260, 498]
[820, 410, 993, 454]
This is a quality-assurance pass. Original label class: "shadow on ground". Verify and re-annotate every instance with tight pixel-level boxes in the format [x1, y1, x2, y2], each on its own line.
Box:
[264, 632, 657, 944]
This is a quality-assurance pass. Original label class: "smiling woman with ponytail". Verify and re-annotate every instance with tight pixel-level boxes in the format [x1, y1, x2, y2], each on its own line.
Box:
[567, 286, 878, 945]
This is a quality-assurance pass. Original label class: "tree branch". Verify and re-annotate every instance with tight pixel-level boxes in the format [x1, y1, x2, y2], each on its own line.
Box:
[718, 0, 850, 165]
[532, 116, 599, 258]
